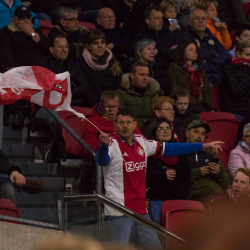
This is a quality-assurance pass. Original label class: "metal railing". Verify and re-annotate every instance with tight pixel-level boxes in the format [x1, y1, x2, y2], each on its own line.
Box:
[63, 193, 187, 247]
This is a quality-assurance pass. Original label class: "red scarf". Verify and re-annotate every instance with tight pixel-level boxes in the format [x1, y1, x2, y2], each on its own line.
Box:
[232, 58, 250, 67]
[183, 63, 203, 104]
[153, 154, 178, 165]
[171, 122, 179, 142]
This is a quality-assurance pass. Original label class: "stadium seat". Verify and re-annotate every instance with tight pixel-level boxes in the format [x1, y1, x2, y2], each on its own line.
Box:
[58, 107, 93, 157]
[78, 21, 96, 30]
[211, 86, 220, 110]
[161, 200, 207, 248]
[199, 112, 239, 157]
[0, 198, 20, 224]
[243, 2, 250, 17]
[39, 20, 52, 37]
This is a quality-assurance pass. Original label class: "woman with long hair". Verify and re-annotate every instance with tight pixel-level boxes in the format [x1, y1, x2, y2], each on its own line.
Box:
[146, 117, 191, 224]
[167, 40, 213, 113]
[79, 29, 122, 107]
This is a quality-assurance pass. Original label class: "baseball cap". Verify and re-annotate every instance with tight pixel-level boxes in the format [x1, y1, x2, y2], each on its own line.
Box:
[14, 6, 32, 18]
[187, 120, 211, 133]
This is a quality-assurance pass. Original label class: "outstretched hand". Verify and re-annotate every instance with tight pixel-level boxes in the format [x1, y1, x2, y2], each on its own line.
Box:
[203, 141, 224, 154]
[99, 132, 111, 147]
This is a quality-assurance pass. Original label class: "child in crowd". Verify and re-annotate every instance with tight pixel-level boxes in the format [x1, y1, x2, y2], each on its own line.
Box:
[229, 24, 250, 59]
[198, 0, 232, 50]
[160, 0, 185, 35]
[173, 88, 198, 128]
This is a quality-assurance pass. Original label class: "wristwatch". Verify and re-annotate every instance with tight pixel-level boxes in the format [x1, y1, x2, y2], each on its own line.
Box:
[31, 32, 36, 37]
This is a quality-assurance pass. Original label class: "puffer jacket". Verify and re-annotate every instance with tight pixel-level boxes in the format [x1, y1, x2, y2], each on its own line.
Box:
[167, 62, 213, 106]
[117, 73, 161, 128]
[183, 151, 230, 199]
[228, 141, 250, 179]
[221, 62, 250, 116]
[0, 0, 39, 30]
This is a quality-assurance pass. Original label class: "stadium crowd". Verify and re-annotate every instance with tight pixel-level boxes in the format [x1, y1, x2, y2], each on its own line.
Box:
[1, 0, 250, 249]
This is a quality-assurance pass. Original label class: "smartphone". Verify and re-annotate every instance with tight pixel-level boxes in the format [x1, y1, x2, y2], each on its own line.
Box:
[210, 158, 220, 164]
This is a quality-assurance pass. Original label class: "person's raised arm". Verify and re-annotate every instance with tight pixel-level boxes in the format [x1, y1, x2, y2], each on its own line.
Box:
[95, 133, 111, 166]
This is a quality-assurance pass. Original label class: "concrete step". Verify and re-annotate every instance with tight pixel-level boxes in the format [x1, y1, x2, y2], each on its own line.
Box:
[3, 126, 27, 143]
[3, 144, 34, 162]
[15, 162, 56, 177]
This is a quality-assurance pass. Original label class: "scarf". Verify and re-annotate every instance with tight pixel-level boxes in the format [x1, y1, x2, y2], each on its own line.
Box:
[183, 63, 203, 104]
[171, 122, 179, 142]
[3, 0, 13, 8]
[239, 141, 250, 154]
[232, 58, 250, 67]
[153, 154, 178, 166]
[82, 48, 113, 71]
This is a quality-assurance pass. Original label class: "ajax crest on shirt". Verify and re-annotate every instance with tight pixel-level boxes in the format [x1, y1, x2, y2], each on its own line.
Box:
[136, 146, 145, 157]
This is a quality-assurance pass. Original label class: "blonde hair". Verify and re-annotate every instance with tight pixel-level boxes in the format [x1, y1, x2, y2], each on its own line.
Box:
[153, 96, 175, 112]
[234, 168, 250, 183]
[160, 0, 177, 13]
[236, 40, 250, 53]
[112, 57, 122, 76]
[198, 0, 218, 10]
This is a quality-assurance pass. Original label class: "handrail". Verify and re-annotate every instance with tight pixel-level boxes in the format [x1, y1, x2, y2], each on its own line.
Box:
[63, 194, 187, 244]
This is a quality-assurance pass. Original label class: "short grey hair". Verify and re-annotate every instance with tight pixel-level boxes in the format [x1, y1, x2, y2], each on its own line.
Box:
[243, 123, 250, 136]
[134, 39, 156, 58]
[57, 8, 77, 25]
[189, 8, 207, 21]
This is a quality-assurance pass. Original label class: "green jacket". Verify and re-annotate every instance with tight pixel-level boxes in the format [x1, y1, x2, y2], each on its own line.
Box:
[183, 151, 230, 199]
[117, 73, 161, 128]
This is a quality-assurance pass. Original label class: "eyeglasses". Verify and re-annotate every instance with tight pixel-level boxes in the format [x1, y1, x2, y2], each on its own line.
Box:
[157, 108, 174, 112]
[102, 105, 119, 111]
[64, 18, 79, 22]
[157, 126, 171, 133]
[99, 16, 116, 20]
[244, 135, 250, 138]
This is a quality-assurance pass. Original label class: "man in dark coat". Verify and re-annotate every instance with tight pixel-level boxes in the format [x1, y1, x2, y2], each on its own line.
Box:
[135, 6, 179, 62]
[181, 8, 228, 86]
[48, 8, 89, 59]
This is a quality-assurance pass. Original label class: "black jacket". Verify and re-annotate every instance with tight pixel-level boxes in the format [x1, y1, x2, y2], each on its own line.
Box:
[78, 56, 122, 107]
[181, 26, 228, 85]
[221, 62, 250, 116]
[121, 57, 172, 95]
[135, 26, 178, 62]
[0, 149, 21, 176]
[146, 155, 191, 201]
[48, 24, 89, 59]
[140, 116, 187, 143]
[37, 55, 89, 107]
[174, 106, 198, 128]
[0, 25, 49, 73]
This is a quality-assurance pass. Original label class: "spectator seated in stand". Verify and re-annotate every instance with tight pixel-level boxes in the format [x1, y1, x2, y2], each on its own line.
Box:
[96, 7, 134, 60]
[48, 8, 89, 60]
[160, 0, 186, 35]
[167, 41, 213, 114]
[117, 61, 161, 128]
[185, 120, 229, 209]
[175, 0, 199, 28]
[121, 39, 173, 96]
[0, 0, 39, 30]
[216, 0, 245, 34]
[173, 88, 198, 128]
[0, 5, 50, 129]
[198, 0, 232, 50]
[228, 123, 250, 180]
[106, 0, 148, 36]
[135, 5, 179, 62]
[228, 24, 250, 59]
[146, 117, 191, 225]
[140, 96, 187, 142]
[227, 168, 250, 205]
[221, 41, 250, 122]
[181, 8, 228, 86]
[78, 29, 123, 108]
[36, 34, 89, 162]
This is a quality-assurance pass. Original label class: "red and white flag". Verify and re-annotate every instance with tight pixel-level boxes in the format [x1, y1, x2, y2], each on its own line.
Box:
[0, 66, 85, 119]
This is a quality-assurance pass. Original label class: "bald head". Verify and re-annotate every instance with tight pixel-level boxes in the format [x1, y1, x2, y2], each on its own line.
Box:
[97, 8, 116, 29]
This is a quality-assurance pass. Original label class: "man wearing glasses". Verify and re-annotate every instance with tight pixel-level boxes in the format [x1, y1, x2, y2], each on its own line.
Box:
[96, 8, 134, 59]
[229, 123, 250, 179]
[49, 8, 89, 59]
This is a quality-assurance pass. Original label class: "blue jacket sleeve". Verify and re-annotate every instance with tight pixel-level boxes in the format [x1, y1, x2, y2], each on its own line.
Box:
[163, 143, 203, 157]
[95, 143, 110, 166]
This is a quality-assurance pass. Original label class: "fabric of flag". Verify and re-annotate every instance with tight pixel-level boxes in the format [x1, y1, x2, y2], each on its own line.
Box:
[0, 66, 85, 119]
